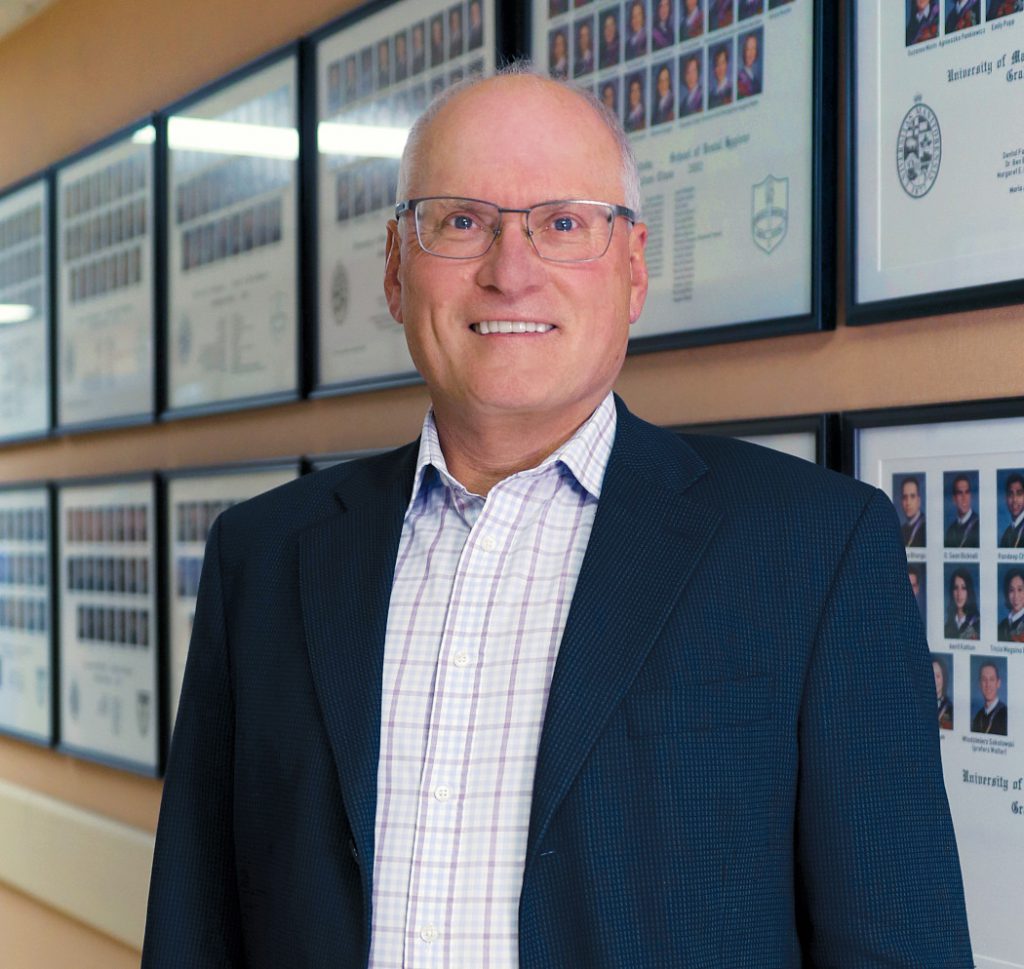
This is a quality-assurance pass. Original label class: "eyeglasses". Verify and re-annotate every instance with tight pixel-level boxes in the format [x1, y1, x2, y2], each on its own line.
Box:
[394, 196, 637, 263]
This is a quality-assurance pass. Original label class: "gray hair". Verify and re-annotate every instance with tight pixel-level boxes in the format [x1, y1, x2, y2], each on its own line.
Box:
[395, 60, 642, 216]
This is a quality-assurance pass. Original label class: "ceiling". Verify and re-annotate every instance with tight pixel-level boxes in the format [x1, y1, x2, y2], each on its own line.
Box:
[0, 0, 57, 41]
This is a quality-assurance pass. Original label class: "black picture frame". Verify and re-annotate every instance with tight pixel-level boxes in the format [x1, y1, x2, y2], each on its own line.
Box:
[302, 447, 387, 473]
[53, 117, 158, 435]
[520, 0, 837, 351]
[0, 171, 54, 447]
[160, 458, 300, 753]
[845, 2, 1024, 326]
[304, 0, 505, 399]
[55, 472, 163, 777]
[159, 43, 305, 420]
[0, 481, 56, 747]
[674, 412, 838, 468]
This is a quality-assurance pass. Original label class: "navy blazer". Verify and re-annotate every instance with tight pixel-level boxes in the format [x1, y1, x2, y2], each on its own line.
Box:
[143, 399, 972, 968]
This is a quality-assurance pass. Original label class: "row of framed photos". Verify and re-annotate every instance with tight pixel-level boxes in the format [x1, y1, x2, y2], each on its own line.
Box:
[1, 0, 1021, 444]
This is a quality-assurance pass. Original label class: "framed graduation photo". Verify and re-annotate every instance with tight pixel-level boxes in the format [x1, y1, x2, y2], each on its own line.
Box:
[55, 120, 156, 432]
[843, 396, 1024, 969]
[847, 2, 1024, 324]
[308, 0, 499, 396]
[529, 0, 837, 349]
[0, 484, 54, 746]
[56, 475, 161, 775]
[163, 47, 302, 417]
[0, 174, 51, 445]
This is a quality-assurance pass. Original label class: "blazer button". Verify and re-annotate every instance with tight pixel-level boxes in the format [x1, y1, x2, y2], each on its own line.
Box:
[348, 838, 360, 864]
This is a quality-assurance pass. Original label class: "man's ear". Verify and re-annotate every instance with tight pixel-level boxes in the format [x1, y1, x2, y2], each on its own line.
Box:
[383, 219, 404, 324]
[627, 221, 649, 325]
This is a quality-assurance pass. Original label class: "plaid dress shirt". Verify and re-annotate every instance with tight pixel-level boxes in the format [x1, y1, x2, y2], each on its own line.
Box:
[368, 394, 616, 969]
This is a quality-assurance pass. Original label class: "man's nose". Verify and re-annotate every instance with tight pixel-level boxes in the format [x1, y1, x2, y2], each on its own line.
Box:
[474, 217, 548, 293]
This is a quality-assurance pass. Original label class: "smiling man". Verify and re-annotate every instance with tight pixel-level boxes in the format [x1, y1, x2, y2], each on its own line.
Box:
[143, 69, 972, 969]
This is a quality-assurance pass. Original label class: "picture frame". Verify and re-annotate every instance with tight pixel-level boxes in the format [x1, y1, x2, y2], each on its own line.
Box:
[846, 2, 1024, 325]
[305, 0, 501, 397]
[55, 474, 162, 776]
[160, 46, 304, 418]
[0, 482, 55, 746]
[54, 119, 157, 433]
[842, 395, 1024, 969]
[161, 459, 300, 743]
[673, 412, 836, 467]
[303, 448, 386, 473]
[526, 0, 837, 349]
[0, 172, 52, 445]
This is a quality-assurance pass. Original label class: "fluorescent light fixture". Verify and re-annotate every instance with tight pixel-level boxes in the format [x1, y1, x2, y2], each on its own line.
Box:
[317, 121, 409, 159]
[166, 117, 299, 159]
[0, 304, 34, 324]
[131, 125, 156, 145]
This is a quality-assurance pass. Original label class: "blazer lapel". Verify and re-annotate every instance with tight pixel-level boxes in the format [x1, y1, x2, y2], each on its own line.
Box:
[527, 404, 722, 865]
[299, 445, 418, 886]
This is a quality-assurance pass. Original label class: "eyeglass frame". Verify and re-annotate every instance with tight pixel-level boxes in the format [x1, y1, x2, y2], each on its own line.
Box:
[393, 196, 639, 263]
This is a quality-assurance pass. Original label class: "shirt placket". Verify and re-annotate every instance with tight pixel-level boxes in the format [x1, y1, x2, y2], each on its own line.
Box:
[403, 491, 514, 969]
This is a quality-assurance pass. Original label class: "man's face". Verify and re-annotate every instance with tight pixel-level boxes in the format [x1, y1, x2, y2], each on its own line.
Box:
[631, 2, 644, 32]
[908, 570, 920, 596]
[658, 0, 671, 21]
[629, 78, 642, 106]
[579, 23, 592, 52]
[979, 665, 1000, 704]
[601, 84, 616, 109]
[603, 15, 617, 42]
[413, 25, 425, 52]
[470, 2, 482, 29]
[1006, 479, 1024, 519]
[714, 50, 728, 83]
[384, 78, 648, 430]
[1009, 575, 1024, 613]
[744, 36, 758, 67]
[553, 31, 567, 60]
[953, 478, 972, 516]
[396, 34, 407, 60]
[686, 0, 698, 12]
[901, 480, 921, 521]
[932, 661, 944, 698]
[685, 58, 699, 89]
[657, 67, 670, 97]
[916, 0, 930, 11]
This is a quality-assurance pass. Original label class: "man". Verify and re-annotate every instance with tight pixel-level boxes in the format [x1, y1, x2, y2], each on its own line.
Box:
[900, 475, 926, 547]
[946, 0, 981, 33]
[680, 52, 704, 116]
[945, 473, 979, 548]
[707, 43, 733, 109]
[971, 661, 1008, 734]
[143, 69, 972, 968]
[599, 10, 620, 69]
[736, 30, 762, 99]
[999, 472, 1024, 547]
[998, 569, 1024, 642]
[907, 0, 939, 45]
[574, 18, 595, 77]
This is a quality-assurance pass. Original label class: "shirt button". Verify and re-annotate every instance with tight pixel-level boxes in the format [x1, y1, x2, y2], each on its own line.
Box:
[453, 651, 470, 668]
[481, 534, 496, 551]
[433, 785, 451, 801]
[420, 925, 437, 943]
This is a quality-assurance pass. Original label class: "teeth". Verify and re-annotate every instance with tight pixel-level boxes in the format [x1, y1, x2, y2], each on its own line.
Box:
[472, 321, 554, 335]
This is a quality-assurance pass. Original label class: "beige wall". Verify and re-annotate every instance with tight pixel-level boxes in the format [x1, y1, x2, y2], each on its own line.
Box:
[0, 0, 1016, 964]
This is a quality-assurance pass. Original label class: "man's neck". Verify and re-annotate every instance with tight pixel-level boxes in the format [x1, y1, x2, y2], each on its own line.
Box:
[431, 401, 603, 496]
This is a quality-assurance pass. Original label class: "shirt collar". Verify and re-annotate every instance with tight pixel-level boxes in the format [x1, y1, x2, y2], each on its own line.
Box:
[406, 393, 617, 514]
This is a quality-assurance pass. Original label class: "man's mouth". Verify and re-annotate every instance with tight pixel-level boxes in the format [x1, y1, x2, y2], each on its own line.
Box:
[470, 321, 555, 335]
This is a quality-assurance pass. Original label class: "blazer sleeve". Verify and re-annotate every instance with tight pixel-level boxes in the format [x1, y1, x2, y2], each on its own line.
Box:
[141, 515, 245, 968]
[794, 490, 973, 968]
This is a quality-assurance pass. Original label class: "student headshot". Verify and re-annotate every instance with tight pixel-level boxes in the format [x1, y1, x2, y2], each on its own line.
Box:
[411, 22, 427, 74]
[650, 62, 674, 125]
[468, 0, 484, 49]
[738, 0, 764, 18]
[574, 17, 595, 77]
[651, 0, 674, 50]
[599, 7, 621, 69]
[908, 562, 927, 627]
[970, 657, 1008, 735]
[394, 31, 409, 82]
[625, 0, 648, 60]
[707, 40, 733, 109]
[680, 0, 705, 39]
[430, 14, 445, 68]
[376, 38, 391, 90]
[998, 470, 1024, 547]
[906, 0, 939, 45]
[599, 76, 619, 114]
[895, 473, 926, 547]
[944, 565, 980, 641]
[989, 0, 1024, 20]
[944, 471, 979, 548]
[549, 26, 570, 78]
[679, 50, 704, 116]
[998, 566, 1024, 641]
[737, 28, 763, 99]
[623, 70, 646, 131]
[933, 653, 954, 729]
[448, 3, 464, 59]
[946, 0, 982, 33]
[709, 0, 735, 30]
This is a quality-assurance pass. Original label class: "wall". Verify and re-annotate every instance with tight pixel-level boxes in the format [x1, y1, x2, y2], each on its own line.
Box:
[0, 0, 1016, 964]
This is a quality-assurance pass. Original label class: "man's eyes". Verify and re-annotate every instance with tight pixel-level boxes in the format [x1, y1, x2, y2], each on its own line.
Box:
[441, 211, 486, 231]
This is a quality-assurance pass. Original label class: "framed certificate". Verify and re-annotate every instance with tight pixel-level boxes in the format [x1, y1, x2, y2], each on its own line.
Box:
[55, 120, 156, 432]
[163, 47, 303, 416]
[843, 397, 1024, 969]
[0, 175, 52, 445]
[57, 475, 161, 775]
[162, 460, 299, 740]
[848, 3, 1024, 324]
[308, 0, 499, 395]
[674, 412, 835, 466]
[304, 448, 385, 472]
[0, 484, 54, 745]
[529, 0, 835, 348]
